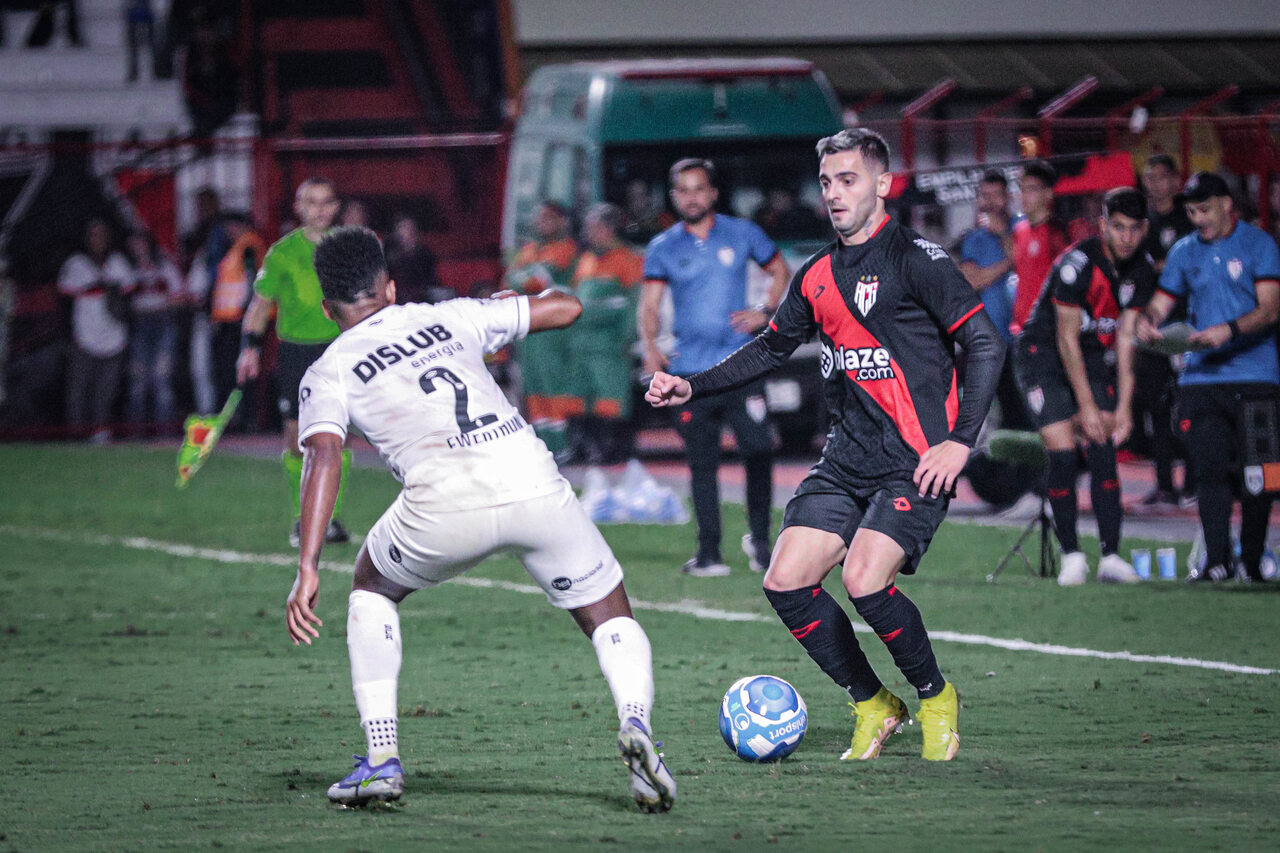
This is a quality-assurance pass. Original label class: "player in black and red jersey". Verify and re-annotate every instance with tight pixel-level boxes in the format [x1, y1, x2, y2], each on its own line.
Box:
[1012, 187, 1155, 587]
[647, 129, 1004, 761]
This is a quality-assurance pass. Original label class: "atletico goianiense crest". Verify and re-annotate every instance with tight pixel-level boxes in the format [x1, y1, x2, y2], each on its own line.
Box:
[854, 274, 879, 315]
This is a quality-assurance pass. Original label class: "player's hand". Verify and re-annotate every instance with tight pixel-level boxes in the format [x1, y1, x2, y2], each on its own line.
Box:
[913, 439, 969, 498]
[1188, 323, 1231, 349]
[729, 308, 769, 334]
[642, 346, 668, 377]
[236, 347, 260, 384]
[286, 565, 323, 646]
[645, 371, 692, 407]
[1111, 408, 1133, 446]
[1134, 313, 1162, 343]
[1076, 405, 1108, 445]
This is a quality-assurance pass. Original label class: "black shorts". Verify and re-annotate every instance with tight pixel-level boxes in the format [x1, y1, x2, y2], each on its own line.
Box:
[1012, 339, 1114, 430]
[276, 341, 330, 421]
[780, 470, 949, 574]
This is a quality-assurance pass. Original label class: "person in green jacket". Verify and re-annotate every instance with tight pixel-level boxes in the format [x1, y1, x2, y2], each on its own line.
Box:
[504, 200, 581, 456]
[572, 203, 643, 462]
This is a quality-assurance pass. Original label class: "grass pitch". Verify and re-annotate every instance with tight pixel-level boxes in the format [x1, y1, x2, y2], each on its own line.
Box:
[1, 445, 1278, 851]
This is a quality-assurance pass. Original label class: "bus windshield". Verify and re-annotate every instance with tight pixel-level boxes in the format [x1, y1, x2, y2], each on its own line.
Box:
[603, 139, 831, 247]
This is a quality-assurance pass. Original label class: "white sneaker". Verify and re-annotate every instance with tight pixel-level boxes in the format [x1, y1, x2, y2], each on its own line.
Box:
[741, 534, 769, 573]
[618, 717, 675, 813]
[1097, 553, 1141, 584]
[1057, 551, 1089, 586]
[681, 556, 730, 577]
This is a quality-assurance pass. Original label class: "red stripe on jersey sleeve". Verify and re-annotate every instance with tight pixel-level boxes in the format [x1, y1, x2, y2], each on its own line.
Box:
[945, 369, 959, 432]
[947, 303, 984, 334]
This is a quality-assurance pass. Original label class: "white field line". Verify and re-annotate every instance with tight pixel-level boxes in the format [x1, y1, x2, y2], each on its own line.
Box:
[5, 524, 1275, 677]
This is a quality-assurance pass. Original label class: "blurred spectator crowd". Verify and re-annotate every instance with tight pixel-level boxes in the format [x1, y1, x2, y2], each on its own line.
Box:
[0, 186, 450, 440]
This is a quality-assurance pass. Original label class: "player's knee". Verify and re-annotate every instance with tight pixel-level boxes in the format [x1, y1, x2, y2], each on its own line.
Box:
[761, 554, 828, 593]
[841, 559, 893, 599]
[761, 552, 808, 592]
[760, 568, 792, 593]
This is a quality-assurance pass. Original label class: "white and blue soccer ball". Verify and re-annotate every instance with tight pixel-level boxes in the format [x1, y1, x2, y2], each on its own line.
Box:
[718, 675, 807, 762]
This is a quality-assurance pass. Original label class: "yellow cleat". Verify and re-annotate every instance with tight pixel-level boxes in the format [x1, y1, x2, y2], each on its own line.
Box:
[840, 687, 908, 760]
[918, 682, 960, 761]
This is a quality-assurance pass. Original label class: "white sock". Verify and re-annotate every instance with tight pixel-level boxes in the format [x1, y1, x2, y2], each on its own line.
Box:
[591, 616, 654, 732]
[348, 589, 402, 764]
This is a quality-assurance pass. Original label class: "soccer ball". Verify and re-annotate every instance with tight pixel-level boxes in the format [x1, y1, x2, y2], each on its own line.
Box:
[718, 675, 807, 762]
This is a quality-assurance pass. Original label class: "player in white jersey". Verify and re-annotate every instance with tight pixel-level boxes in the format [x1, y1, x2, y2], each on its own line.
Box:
[285, 227, 674, 812]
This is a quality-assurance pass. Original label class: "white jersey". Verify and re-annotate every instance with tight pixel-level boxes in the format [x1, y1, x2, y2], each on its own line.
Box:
[297, 297, 563, 510]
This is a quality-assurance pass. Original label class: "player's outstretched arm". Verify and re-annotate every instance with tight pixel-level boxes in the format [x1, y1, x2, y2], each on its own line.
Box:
[287, 431, 342, 645]
[665, 328, 800, 405]
[527, 289, 582, 332]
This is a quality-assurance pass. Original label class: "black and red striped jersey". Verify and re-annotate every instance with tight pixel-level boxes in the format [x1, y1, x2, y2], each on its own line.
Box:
[769, 216, 986, 485]
[1018, 236, 1155, 353]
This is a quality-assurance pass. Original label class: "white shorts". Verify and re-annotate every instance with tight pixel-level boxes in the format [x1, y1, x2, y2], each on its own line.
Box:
[365, 480, 624, 610]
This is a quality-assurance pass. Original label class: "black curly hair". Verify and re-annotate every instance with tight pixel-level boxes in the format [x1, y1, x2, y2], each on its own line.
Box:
[1103, 187, 1147, 222]
[313, 225, 387, 304]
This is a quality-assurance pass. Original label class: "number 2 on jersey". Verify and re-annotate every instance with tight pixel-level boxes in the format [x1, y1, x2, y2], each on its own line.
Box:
[418, 367, 499, 434]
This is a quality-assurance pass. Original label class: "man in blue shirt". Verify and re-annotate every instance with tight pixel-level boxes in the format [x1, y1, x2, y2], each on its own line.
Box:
[1139, 171, 1280, 583]
[640, 158, 790, 576]
[958, 169, 1028, 431]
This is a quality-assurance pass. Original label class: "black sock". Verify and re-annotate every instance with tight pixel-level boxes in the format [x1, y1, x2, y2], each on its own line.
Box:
[849, 585, 944, 699]
[764, 585, 881, 702]
[1046, 449, 1079, 553]
[1087, 441, 1122, 555]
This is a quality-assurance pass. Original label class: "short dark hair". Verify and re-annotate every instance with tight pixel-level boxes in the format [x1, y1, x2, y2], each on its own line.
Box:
[669, 157, 715, 187]
[1020, 160, 1057, 188]
[1103, 187, 1147, 221]
[1144, 154, 1177, 173]
[980, 169, 1008, 189]
[814, 128, 891, 172]
[314, 226, 387, 304]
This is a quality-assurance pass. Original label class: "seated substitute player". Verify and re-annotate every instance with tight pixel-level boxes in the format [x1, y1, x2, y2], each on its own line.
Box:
[285, 227, 675, 812]
[1012, 188, 1154, 587]
[648, 129, 1005, 761]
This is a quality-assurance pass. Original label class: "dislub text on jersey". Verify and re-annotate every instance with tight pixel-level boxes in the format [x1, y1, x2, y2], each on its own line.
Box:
[352, 324, 456, 383]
